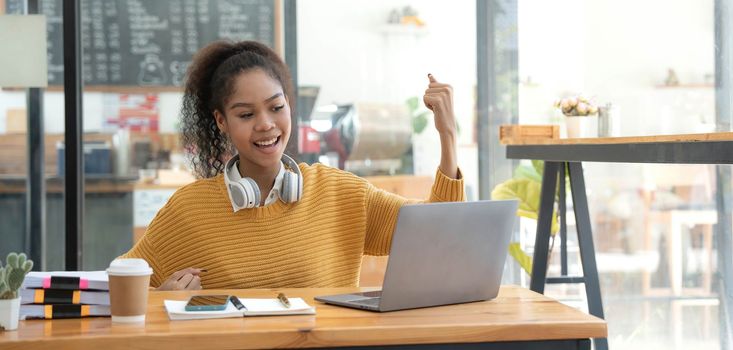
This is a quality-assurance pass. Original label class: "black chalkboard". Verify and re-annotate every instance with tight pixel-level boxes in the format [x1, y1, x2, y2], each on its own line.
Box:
[6, 0, 275, 87]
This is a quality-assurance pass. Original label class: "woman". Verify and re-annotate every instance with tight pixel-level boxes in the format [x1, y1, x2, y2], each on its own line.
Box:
[123, 40, 465, 290]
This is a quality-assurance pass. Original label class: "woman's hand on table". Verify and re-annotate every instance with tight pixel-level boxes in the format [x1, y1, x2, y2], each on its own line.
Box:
[157, 267, 204, 290]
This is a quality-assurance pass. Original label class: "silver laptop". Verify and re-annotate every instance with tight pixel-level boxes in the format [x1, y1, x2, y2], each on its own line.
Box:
[315, 199, 518, 312]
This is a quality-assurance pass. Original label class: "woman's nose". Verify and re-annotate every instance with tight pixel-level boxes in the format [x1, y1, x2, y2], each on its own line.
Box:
[253, 113, 275, 131]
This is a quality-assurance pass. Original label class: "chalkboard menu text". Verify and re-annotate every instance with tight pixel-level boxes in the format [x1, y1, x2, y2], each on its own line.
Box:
[6, 0, 275, 87]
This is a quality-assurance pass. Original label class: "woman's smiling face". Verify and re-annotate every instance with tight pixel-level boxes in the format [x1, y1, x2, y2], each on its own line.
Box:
[214, 68, 291, 174]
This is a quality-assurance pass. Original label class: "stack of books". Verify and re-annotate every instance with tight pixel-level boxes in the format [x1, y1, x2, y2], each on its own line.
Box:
[19, 271, 110, 319]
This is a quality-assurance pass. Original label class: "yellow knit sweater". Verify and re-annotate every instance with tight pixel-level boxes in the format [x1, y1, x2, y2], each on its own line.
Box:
[123, 163, 465, 288]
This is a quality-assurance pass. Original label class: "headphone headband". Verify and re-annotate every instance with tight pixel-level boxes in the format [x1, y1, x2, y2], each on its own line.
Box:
[224, 154, 302, 212]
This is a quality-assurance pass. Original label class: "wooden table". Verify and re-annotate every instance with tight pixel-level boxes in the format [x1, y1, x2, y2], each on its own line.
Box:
[504, 132, 733, 350]
[0, 286, 606, 350]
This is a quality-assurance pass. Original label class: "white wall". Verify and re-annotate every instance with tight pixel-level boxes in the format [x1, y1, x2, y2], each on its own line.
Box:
[517, 0, 717, 269]
[298, 0, 479, 197]
[159, 92, 183, 133]
[0, 91, 26, 134]
[518, 0, 714, 136]
[0, 90, 70, 134]
[518, 0, 715, 201]
[298, 0, 476, 137]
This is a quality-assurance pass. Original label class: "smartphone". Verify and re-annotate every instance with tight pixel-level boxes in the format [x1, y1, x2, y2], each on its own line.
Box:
[185, 295, 231, 311]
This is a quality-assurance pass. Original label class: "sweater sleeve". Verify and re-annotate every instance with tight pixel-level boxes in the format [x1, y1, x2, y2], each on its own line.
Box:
[120, 199, 176, 288]
[363, 167, 466, 255]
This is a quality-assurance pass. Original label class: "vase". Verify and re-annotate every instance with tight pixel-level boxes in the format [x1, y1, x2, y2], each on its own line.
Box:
[0, 297, 20, 331]
[565, 115, 598, 138]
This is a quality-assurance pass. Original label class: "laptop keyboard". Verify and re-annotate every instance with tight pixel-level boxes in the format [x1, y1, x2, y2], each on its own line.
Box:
[358, 291, 382, 297]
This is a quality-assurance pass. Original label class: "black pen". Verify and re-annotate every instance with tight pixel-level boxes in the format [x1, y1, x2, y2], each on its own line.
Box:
[229, 296, 246, 310]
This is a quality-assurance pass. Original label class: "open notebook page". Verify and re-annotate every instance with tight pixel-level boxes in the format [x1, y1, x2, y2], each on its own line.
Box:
[164, 297, 315, 320]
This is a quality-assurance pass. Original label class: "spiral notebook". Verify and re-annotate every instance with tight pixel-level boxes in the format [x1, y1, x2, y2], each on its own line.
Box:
[164, 297, 315, 320]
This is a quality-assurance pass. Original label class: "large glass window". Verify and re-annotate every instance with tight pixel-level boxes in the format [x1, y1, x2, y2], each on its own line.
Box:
[3, 0, 285, 270]
[0, 88, 31, 262]
[1, 1, 66, 271]
[73, 0, 281, 269]
[517, 0, 723, 348]
[3, 1, 732, 348]
[298, 0, 478, 197]
[297, 0, 478, 286]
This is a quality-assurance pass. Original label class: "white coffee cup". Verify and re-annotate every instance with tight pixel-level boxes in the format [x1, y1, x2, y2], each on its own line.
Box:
[106, 258, 153, 323]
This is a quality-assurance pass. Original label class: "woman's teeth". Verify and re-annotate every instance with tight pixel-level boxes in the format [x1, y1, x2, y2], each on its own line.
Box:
[254, 136, 279, 147]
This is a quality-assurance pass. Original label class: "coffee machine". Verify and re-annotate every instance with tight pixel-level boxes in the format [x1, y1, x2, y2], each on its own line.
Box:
[319, 102, 412, 176]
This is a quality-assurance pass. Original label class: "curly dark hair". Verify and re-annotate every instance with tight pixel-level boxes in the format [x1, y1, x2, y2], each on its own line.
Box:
[180, 40, 294, 178]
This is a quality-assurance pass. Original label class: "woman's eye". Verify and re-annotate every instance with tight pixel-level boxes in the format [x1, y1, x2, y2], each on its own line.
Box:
[273, 105, 285, 112]
[239, 113, 254, 119]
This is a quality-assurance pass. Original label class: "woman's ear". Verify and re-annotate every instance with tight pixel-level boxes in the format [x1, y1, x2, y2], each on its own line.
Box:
[213, 109, 227, 135]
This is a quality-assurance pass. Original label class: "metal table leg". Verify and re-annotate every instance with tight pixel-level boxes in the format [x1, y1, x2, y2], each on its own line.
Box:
[530, 162, 608, 350]
[530, 161, 560, 294]
[567, 162, 607, 350]
[560, 164, 568, 276]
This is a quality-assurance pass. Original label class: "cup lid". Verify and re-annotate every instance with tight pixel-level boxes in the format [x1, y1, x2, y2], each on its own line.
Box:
[106, 258, 153, 276]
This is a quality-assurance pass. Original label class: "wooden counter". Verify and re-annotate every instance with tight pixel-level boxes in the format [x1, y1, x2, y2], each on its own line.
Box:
[0, 175, 138, 194]
[504, 132, 733, 164]
[501, 131, 733, 145]
[0, 286, 606, 350]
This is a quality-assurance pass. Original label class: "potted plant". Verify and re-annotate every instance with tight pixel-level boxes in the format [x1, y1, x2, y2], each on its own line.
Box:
[554, 95, 599, 138]
[0, 253, 33, 331]
[492, 161, 561, 275]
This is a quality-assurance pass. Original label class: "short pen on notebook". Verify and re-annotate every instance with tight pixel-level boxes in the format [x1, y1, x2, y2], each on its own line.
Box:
[277, 293, 291, 308]
[229, 296, 246, 310]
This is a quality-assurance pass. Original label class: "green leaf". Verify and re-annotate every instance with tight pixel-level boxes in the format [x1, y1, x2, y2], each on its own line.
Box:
[6, 253, 17, 268]
[406, 96, 419, 113]
[513, 164, 542, 182]
[531, 160, 544, 177]
[23, 260, 33, 273]
[491, 178, 559, 233]
[508, 242, 533, 276]
[0, 269, 6, 296]
[412, 113, 429, 134]
[491, 178, 541, 215]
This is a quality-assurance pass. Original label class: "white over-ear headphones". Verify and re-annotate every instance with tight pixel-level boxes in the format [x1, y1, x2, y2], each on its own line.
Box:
[224, 154, 302, 211]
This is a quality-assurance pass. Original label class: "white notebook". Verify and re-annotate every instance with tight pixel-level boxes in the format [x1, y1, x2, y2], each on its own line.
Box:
[20, 304, 110, 320]
[20, 288, 110, 305]
[164, 297, 316, 320]
[22, 271, 109, 291]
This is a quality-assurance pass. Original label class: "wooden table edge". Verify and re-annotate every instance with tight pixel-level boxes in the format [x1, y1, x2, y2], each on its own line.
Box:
[501, 131, 733, 145]
[1, 286, 607, 349]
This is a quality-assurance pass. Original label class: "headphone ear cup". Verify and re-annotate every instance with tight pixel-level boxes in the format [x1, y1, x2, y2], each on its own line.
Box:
[281, 172, 302, 203]
[294, 170, 302, 201]
[282, 172, 292, 203]
[228, 183, 247, 208]
[280, 154, 303, 204]
[241, 177, 261, 208]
